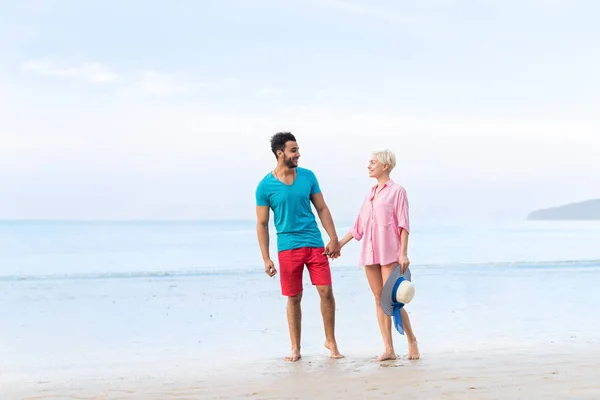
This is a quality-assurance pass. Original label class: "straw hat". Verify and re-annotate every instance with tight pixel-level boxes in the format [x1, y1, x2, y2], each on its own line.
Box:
[380, 265, 415, 334]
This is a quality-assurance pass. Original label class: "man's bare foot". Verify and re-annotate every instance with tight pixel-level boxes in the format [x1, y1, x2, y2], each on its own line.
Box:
[408, 340, 420, 360]
[376, 350, 397, 361]
[285, 349, 301, 362]
[324, 341, 345, 359]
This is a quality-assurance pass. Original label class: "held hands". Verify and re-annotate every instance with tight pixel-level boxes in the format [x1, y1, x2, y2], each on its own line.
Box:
[399, 254, 410, 274]
[323, 238, 341, 259]
[264, 259, 277, 277]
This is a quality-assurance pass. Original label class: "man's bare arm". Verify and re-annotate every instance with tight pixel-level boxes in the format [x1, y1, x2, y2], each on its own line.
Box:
[256, 206, 277, 276]
[256, 206, 271, 261]
[310, 192, 338, 242]
[311, 192, 340, 258]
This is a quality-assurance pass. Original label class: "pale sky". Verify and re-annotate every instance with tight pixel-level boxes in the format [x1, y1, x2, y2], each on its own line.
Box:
[1, 0, 599, 222]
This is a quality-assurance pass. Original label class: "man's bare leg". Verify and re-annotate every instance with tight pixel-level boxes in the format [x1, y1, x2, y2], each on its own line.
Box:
[285, 292, 302, 362]
[400, 307, 420, 360]
[316, 285, 344, 359]
[365, 264, 396, 361]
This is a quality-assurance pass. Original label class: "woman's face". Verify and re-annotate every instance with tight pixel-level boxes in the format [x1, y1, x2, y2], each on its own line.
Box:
[368, 155, 387, 179]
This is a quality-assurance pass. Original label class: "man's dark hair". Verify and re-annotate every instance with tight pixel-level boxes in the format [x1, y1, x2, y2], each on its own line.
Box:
[270, 132, 296, 158]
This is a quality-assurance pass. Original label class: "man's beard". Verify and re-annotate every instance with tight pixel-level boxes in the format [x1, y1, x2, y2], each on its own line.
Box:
[284, 155, 298, 168]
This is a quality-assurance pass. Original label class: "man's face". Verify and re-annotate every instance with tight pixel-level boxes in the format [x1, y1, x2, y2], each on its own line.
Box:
[279, 141, 300, 168]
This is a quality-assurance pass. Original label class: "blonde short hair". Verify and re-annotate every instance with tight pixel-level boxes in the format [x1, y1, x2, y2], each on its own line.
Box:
[372, 149, 396, 172]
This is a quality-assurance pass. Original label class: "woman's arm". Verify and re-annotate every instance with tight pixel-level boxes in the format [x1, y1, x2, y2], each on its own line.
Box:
[396, 187, 411, 272]
[399, 228, 409, 257]
[343, 208, 364, 247]
[339, 231, 354, 248]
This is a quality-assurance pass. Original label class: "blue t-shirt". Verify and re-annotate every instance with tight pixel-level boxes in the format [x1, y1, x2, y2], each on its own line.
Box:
[256, 167, 325, 252]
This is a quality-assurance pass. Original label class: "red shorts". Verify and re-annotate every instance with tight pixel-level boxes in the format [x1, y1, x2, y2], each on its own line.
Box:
[277, 247, 332, 296]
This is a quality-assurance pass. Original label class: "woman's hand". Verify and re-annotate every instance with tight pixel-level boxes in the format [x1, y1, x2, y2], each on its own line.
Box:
[399, 254, 410, 274]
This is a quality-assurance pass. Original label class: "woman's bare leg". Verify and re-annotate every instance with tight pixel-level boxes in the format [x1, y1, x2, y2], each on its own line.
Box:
[400, 308, 420, 359]
[365, 264, 396, 361]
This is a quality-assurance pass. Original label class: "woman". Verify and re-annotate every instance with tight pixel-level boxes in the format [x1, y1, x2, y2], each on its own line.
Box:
[339, 149, 420, 361]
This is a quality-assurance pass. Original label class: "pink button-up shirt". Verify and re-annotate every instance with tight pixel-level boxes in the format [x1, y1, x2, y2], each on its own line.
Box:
[350, 180, 410, 266]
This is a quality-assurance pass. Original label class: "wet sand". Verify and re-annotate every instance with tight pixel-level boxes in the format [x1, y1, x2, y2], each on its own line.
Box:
[4, 344, 600, 399]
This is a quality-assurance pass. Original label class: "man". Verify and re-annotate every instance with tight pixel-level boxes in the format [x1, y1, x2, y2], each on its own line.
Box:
[255, 132, 344, 362]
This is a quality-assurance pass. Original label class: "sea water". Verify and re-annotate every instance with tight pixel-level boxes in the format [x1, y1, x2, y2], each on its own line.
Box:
[1, 219, 600, 382]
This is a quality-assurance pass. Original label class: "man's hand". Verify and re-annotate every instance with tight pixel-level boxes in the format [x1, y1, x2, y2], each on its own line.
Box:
[264, 259, 277, 277]
[399, 254, 410, 274]
[324, 238, 341, 259]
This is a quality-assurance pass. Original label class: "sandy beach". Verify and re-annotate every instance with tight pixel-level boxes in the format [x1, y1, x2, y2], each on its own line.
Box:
[4, 344, 600, 400]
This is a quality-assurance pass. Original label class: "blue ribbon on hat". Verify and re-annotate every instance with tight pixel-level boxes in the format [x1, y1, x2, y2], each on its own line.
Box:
[391, 277, 406, 335]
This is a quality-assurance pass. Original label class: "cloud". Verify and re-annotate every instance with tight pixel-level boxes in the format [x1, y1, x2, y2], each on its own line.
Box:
[2, 102, 597, 165]
[223, 77, 240, 85]
[123, 70, 207, 96]
[256, 88, 280, 97]
[21, 59, 119, 83]
[20, 60, 207, 97]
[2, 88, 599, 220]
[315, 0, 417, 25]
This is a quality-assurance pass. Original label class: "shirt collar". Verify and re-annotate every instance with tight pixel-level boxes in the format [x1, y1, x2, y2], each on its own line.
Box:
[370, 179, 395, 198]
[371, 179, 395, 191]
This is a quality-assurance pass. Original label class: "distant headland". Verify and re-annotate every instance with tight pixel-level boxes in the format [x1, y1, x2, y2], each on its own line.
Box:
[527, 199, 600, 220]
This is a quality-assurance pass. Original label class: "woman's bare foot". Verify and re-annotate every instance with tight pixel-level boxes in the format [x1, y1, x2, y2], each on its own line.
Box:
[408, 340, 420, 360]
[285, 349, 301, 362]
[324, 341, 345, 359]
[376, 350, 397, 361]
